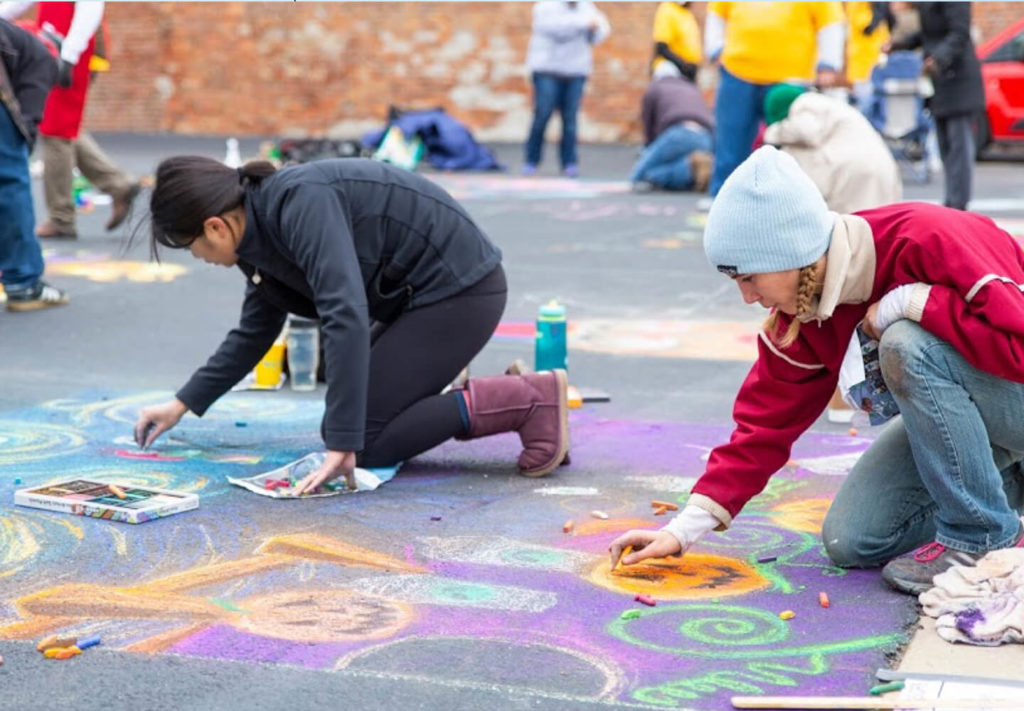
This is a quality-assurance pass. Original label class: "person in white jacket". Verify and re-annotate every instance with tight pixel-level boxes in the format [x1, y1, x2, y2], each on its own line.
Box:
[764, 83, 903, 423]
[762, 84, 902, 214]
[523, 1, 610, 178]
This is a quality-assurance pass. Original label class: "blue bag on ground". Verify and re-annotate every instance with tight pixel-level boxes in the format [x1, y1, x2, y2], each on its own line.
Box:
[362, 108, 504, 172]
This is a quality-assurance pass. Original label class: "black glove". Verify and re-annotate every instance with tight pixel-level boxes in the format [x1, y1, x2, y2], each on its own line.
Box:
[57, 59, 74, 89]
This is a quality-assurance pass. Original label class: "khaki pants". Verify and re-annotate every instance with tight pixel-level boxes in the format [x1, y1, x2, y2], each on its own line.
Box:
[42, 131, 133, 232]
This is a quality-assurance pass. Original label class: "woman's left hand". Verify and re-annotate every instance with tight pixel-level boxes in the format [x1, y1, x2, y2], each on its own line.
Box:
[292, 450, 357, 496]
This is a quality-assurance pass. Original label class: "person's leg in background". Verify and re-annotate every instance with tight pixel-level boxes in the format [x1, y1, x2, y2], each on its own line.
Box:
[709, 67, 769, 196]
[558, 75, 586, 176]
[37, 134, 78, 238]
[0, 105, 68, 311]
[635, 125, 713, 191]
[935, 113, 975, 211]
[524, 73, 561, 173]
[74, 130, 140, 231]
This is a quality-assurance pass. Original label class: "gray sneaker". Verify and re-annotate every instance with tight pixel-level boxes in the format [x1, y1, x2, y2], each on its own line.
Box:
[882, 527, 1024, 595]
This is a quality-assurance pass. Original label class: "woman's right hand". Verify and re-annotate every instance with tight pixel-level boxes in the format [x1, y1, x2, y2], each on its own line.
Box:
[134, 398, 188, 449]
[609, 529, 683, 568]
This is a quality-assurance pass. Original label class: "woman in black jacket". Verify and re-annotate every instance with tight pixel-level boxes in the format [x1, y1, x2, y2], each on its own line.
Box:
[134, 156, 569, 493]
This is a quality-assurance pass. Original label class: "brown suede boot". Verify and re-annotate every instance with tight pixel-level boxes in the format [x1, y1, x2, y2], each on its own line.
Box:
[462, 369, 570, 477]
[689, 150, 713, 193]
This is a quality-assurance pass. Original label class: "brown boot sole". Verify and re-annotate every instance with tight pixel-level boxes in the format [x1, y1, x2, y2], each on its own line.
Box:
[6, 298, 70, 312]
[519, 368, 570, 477]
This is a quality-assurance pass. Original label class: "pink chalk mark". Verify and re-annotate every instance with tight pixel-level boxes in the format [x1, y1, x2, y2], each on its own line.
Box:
[114, 449, 186, 462]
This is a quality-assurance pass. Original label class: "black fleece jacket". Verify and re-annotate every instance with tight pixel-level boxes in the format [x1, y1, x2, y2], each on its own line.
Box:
[176, 159, 502, 451]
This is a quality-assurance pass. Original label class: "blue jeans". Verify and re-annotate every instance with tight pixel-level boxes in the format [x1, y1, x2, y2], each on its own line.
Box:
[710, 66, 774, 196]
[823, 321, 1024, 566]
[524, 73, 586, 169]
[629, 123, 712, 190]
[0, 103, 43, 290]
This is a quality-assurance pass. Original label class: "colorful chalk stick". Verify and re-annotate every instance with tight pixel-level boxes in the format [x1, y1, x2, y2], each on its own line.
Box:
[634, 594, 656, 607]
[620, 609, 642, 620]
[77, 635, 102, 650]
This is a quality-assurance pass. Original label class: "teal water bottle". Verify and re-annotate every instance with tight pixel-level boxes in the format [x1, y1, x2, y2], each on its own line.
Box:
[535, 300, 567, 372]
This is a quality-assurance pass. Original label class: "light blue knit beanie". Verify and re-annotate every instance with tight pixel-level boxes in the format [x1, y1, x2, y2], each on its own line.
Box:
[703, 146, 834, 277]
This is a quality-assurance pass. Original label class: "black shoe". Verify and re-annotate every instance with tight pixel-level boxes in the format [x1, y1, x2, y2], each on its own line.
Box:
[5, 281, 70, 312]
[106, 182, 142, 231]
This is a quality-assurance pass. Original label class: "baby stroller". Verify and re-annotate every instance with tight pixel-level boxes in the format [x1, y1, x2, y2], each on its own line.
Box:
[864, 51, 935, 184]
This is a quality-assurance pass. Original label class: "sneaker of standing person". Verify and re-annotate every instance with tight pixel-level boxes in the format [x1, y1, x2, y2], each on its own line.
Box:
[106, 182, 142, 231]
[4, 280, 69, 312]
[881, 523, 1024, 596]
[34, 220, 77, 239]
[521, 163, 538, 177]
[562, 164, 579, 178]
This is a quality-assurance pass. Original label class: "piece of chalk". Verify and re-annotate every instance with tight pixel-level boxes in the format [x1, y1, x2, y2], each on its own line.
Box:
[779, 610, 795, 620]
[819, 591, 830, 608]
[562, 519, 574, 533]
[77, 635, 101, 650]
[235, 421, 247, 427]
[430, 515, 442, 521]
[757, 555, 778, 564]
[37, 634, 76, 652]
[869, 680, 905, 695]
[620, 609, 642, 620]
[53, 647, 81, 660]
[849, 427, 858, 436]
[43, 647, 66, 658]
[14, 478, 21, 485]
[108, 484, 126, 499]
[650, 500, 679, 511]
[634, 594, 657, 607]
[591, 510, 609, 520]
[653, 505, 668, 516]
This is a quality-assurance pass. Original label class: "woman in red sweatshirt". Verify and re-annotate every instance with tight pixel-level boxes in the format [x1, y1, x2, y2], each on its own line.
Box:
[610, 146, 1024, 595]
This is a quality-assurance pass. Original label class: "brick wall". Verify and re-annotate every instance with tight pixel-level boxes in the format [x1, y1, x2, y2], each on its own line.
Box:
[83, 2, 1022, 142]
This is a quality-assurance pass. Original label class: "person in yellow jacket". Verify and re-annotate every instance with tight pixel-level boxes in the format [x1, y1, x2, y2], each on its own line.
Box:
[650, 2, 702, 81]
[846, 2, 892, 113]
[705, 1, 846, 196]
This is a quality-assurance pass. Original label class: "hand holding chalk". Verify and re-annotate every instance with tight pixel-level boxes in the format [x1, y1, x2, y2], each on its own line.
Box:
[134, 399, 188, 450]
[290, 449, 357, 496]
[608, 530, 682, 568]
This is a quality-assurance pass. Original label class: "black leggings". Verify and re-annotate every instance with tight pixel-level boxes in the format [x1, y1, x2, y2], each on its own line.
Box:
[356, 266, 507, 468]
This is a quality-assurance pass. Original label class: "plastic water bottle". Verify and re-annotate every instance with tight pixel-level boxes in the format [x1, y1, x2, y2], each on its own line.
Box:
[535, 300, 567, 372]
[286, 318, 319, 391]
[224, 137, 242, 168]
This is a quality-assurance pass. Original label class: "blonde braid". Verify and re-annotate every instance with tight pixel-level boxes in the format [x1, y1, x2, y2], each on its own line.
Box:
[763, 264, 822, 348]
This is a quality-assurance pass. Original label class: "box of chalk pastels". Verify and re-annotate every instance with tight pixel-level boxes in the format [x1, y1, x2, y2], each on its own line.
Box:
[15, 479, 198, 524]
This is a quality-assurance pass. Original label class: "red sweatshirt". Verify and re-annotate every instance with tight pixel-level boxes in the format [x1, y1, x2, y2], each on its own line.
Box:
[689, 202, 1024, 527]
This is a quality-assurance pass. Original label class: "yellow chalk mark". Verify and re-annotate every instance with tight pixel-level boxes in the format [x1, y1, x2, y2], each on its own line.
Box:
[141, 554, 294, 593]
[46, 260, 187, 284]
[571, 518, 655, 536]
[125, 623, 208, 654]
[257, 533, 429, 573]
[587, 553, 769, 600]
[770, 498, 831, 534]
[109, 527, 129, 557]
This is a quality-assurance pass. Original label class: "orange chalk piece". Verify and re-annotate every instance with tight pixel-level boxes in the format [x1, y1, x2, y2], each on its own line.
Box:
[37, 634, 76, 652]
[53, 647, 81, 660]
[562, 519, 574, 534]
[634, 594, 657, 607]
[653, 506, 668, 516]
[848, 428, 858, 437]
[819, 591, 830, 608]
[566, 385, 583, 409]
[649, 500, 679, 511]
[108, 484, 126, 499]
[779, 610, 796, 620]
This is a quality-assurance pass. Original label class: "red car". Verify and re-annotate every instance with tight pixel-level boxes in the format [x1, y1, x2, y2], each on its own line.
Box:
[976, 17, 1024, 154]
